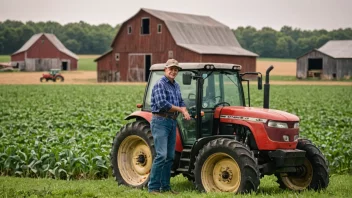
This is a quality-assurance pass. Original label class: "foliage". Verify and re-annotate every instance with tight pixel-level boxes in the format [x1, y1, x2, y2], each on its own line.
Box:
[1, 174, 352, 197]
[0, 20, 119, 55]
[0, 85, 144, 179]
[0, 84, 351, 180]
[1, 20, 352, 58]
[234, 26, 352, 58]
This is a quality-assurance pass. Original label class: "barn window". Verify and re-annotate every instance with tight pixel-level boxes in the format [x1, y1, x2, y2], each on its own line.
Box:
[128, 25, 132, 34]
[141, 18, 150, 35]
[168, 50, 173, 59]
[115, 53, 120, 61]
[41, 40, 45, 44]
[157, 24, 162, 33]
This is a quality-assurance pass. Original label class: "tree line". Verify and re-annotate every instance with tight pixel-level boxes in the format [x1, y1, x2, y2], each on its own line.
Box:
[0, 20, 351, 58]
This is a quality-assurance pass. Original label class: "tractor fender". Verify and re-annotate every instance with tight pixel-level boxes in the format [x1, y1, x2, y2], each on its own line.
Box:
[124, 111, 183, 152]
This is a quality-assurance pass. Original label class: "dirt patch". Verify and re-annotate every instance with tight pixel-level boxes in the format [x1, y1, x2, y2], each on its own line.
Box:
[257, 61, 296, 76]
[0, 61, 351, 86]
[0, 71, 97, 85]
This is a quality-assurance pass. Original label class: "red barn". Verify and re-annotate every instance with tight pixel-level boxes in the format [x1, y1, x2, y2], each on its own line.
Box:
[95, 8, 257, 82]
[11, 33, 78, 71]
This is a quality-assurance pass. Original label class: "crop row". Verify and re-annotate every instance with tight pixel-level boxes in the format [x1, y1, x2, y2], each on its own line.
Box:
[0, 84, 351, 179]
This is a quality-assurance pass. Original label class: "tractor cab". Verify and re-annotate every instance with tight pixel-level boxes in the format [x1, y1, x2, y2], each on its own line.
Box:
[49, 69, 61, 76]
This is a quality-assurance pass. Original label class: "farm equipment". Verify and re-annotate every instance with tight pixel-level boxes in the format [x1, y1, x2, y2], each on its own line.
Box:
[40, 69, 64, 82]
[110, 63, 329, 193]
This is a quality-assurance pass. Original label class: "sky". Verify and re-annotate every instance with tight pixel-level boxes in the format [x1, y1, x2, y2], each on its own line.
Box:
[0, 0, 351, 30]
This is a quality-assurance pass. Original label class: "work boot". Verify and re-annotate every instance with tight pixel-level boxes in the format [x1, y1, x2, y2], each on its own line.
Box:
[165, 190, 179, 194]
[149, 190, 161, 195]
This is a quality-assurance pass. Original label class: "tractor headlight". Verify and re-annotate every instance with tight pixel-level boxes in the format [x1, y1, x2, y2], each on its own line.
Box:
[294, 122, 300, 129]
[268, 121, 288, 129]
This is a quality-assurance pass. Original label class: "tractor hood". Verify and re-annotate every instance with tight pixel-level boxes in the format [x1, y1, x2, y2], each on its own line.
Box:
[217, 106, 299, 122]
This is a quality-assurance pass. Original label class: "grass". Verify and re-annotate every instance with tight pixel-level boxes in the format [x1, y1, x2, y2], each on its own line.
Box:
[0, 55, 10, 62]
[258, 57, 296, 62]
[0, 174, 350, 197]
[77, 55, 98, 71]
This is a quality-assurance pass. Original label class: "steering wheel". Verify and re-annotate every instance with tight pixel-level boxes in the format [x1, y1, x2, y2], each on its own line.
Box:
[213, 102, 230, 108]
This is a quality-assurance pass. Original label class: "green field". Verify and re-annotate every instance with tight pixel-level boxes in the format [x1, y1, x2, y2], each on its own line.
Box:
[1, 84, 352, 196]
[0, 55, 10, 63]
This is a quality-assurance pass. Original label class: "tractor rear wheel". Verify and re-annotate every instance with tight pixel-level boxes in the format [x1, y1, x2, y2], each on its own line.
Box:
[276, 139, 329, 191]
[55, 76, 64, 82]
[194, 138, 260, 193]
[110, 121, 154, 188]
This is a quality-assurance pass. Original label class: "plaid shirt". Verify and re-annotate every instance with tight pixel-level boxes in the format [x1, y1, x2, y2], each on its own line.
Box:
[151, 76, 185, 113]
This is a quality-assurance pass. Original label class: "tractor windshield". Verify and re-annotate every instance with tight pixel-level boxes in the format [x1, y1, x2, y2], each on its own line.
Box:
[201, 70, 244, 108]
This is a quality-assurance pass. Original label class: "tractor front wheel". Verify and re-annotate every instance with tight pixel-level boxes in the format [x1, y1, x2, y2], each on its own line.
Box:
[194, 138, 260, 193]
[276, 139, 329, 191]
[40, 77, 47, 82]
[110, 121, 154, 188]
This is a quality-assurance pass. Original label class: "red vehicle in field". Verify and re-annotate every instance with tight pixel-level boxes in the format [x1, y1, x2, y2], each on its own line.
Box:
[40, 69, 64, 82]
[110, 63, 329, 193]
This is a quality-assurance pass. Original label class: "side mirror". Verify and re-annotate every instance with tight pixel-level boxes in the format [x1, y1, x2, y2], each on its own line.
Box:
[183, 72, 192, 85]
[258, 76, 262, 90]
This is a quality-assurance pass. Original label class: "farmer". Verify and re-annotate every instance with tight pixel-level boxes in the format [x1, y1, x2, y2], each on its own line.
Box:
[148, 58, 191, 194]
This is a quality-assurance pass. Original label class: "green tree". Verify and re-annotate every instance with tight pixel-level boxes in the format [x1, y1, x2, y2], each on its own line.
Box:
[64, 39, 81, 52]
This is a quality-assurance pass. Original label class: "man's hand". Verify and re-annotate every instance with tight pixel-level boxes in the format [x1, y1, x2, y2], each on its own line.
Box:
[181, 107, 191, 120]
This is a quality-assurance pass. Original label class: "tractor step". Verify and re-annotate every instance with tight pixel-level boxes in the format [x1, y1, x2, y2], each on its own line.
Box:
[182, 148, 191, 153]
[176, 168, 188, 172]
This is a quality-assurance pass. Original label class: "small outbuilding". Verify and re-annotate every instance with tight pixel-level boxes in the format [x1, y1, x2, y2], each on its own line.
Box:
[11, 33, 78, 71]
[95, 8, 258, 82]
[296, 40, 352, 79]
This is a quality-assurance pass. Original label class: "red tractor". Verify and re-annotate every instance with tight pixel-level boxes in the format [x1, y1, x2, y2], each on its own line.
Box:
[40, 69, 64, 82]
[111, 63, 329, 193]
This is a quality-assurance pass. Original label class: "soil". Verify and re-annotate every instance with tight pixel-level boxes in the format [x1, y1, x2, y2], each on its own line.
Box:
[0, 61, 351, 86]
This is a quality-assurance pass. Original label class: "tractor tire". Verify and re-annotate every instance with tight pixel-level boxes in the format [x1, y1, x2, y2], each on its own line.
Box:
[40, 77, 47, 82]
[55, 76, 64, 82]
[194, 138, 260, 193]
[110, 120, 154, 188]
[275, 139, 329, 191]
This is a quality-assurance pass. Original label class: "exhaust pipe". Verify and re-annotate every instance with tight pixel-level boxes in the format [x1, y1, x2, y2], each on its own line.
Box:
[264, 65, 274, 109]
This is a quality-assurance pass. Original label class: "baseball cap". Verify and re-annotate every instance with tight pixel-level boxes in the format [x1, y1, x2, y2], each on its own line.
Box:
[165, 59, 181, 70]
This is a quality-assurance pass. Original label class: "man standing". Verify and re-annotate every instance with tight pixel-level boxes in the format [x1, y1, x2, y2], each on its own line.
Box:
[148, 59, 191, 194]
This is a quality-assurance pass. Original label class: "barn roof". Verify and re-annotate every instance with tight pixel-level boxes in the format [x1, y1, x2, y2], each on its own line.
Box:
[12, 33, 78, 60]
[94, 49, 113, 62]
[150, 62, 242, 71]
[112, 8, 257, 57]
[318, 40, 352, 58]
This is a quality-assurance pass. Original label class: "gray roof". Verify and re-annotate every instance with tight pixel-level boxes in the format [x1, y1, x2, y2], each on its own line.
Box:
[150, 62, 242, 71]
[318, 40, 352, 58]
[116, 8, 257, 57]
[12, 33, 78, 60]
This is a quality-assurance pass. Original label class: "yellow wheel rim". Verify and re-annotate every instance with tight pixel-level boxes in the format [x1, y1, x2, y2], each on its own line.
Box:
[56, 77, 62, 82]
[117, 135, 152, 186]
[280, 158, 313, 190]
[201, 153, 241, 192]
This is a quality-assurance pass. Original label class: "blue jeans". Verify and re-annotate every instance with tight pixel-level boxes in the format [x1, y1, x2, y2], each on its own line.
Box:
[148, 115, 177, 192]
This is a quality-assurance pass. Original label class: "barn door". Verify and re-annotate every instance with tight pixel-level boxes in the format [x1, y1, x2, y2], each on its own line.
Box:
[128, 54, 151, 82]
